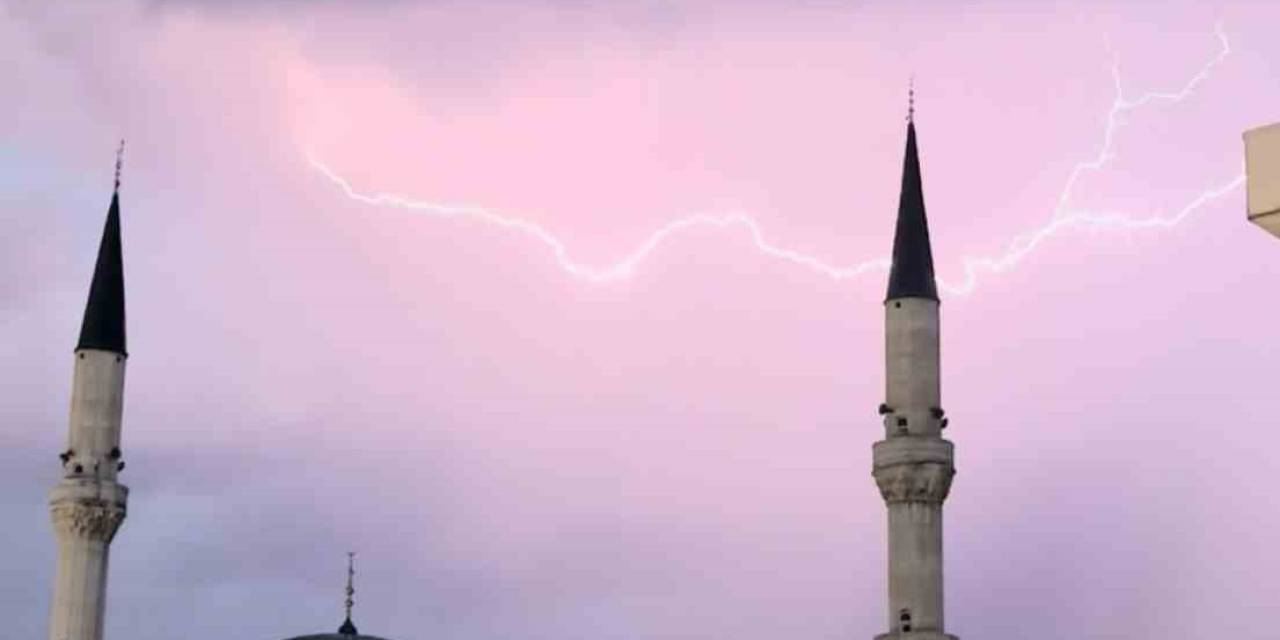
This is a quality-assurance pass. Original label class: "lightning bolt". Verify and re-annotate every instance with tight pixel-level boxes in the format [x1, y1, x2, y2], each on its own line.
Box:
[311, 22, 1241, 297]
[308, 161, 891, 284]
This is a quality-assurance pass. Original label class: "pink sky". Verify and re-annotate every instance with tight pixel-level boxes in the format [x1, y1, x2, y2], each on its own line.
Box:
[3, 1, 1280, 639]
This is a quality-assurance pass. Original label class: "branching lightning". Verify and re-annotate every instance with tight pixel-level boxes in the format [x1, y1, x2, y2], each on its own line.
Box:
[308, 162, 892, 284]
[311, 22, 1241, 297]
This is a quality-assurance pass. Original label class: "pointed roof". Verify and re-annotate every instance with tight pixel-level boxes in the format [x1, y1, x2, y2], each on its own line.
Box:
[885, 120, 938, 301]
[76, 189, 127, 354]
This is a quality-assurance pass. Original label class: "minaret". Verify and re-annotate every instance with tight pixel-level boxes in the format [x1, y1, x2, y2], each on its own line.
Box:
[47, 145, 130, 640]
[871, 96, 958, 640]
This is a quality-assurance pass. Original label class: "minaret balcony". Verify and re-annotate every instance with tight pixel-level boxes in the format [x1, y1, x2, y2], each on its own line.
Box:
[871, 437, 955, 505]
[49, 478, 128, 508]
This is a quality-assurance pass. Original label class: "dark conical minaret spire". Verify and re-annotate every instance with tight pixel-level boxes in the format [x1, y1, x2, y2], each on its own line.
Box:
[77, 141, 127, 355]
[885, 87, 938, 302]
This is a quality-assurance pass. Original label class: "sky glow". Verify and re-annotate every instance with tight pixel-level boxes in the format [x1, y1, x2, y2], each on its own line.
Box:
[3, 2, 1280, 640]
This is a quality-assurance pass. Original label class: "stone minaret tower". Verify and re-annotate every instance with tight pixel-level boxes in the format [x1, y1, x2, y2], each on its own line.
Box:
[871, 113, 958, 640]
[47, 151, 129, 640]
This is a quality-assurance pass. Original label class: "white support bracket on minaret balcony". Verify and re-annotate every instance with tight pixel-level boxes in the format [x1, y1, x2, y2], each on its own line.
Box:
[1246, 122, 1280, 238]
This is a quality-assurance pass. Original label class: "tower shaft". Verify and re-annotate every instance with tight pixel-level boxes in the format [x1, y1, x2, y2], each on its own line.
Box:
[874, 300, 954, 639]
[49, 351, 129, 640]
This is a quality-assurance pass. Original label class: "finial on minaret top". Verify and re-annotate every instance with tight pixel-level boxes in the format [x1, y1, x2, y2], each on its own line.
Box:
[338, 551, 359, 636]
[906, 76, 916, 123]
[114, 140, 124, 193]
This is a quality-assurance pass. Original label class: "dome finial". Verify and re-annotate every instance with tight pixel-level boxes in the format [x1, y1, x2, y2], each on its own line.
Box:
[338, 551, 359, 636]
[345, 551, 356, 620]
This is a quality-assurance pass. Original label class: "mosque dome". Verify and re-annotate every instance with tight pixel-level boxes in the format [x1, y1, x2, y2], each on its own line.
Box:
[284, 634, 391, 640]
[282, 608, 395, 640]
[284, 635, 391, 640]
